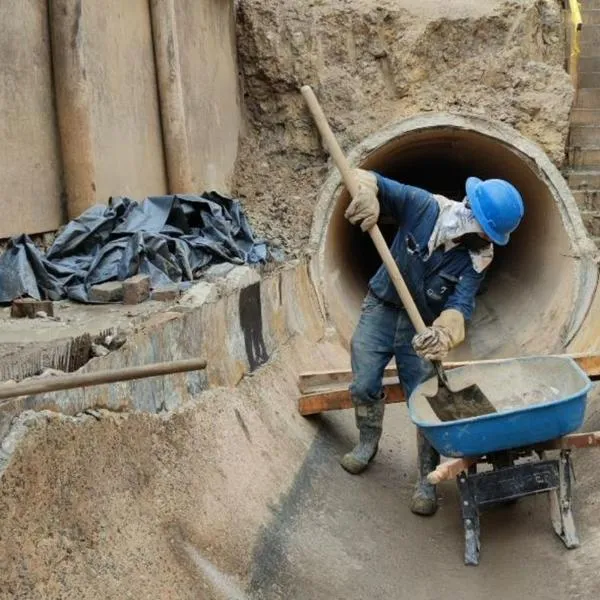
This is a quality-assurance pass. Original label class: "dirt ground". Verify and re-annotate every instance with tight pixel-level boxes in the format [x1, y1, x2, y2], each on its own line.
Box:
[1, 338, 598, 599]
[233, 0, 573, 256]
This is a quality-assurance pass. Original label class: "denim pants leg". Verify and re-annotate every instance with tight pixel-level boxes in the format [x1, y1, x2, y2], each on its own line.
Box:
[349, 293, 397, 406]
[393, 310, 434, 400]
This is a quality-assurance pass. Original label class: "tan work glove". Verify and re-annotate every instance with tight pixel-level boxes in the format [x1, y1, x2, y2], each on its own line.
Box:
[344, 169, 380, 232]
[412, 309, 465, 361]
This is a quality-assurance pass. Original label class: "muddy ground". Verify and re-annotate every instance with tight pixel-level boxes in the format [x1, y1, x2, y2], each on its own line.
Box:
[1, 337, 599, 599]
[233, 0, 573, 255]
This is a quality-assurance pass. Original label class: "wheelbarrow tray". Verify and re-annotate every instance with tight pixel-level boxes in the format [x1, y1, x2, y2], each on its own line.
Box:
[409, 356, 592, 458]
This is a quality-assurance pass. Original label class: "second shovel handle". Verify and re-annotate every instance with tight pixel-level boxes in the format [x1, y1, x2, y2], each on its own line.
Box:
[300, 85, 427, 334]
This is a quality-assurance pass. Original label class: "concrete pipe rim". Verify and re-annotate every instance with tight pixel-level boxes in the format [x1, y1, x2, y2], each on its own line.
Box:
[309, 112, 598, 358]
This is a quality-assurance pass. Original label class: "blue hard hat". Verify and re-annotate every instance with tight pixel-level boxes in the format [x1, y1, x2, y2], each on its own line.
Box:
[465, 177, 525, 246]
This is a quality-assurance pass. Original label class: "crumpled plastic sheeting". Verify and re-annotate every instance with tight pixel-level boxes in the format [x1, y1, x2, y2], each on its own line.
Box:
[0, 192, 268, 303]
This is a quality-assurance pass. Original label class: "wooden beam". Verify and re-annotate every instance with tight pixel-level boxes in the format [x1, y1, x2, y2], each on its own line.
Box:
[542, 431, 600, 450]
[297, 353, 600, 416]
[299, 353, 600, 395]
[298, 366, 397, 394]
[298, 378, 404, 416]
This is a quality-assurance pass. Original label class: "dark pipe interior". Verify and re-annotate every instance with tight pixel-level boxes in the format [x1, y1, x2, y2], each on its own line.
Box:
[323, 127, 577, 359]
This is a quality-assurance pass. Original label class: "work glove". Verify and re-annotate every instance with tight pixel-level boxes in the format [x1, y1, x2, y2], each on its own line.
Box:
[344, 169, 380, 232]
[412, 309, 465, 361]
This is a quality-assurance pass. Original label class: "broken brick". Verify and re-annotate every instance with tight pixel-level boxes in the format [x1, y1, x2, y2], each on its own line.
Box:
[151, 285, 181, 302]
[11, 298, 55, 319]
[89, 282, 124, 303]
[123, 274, 150, 305]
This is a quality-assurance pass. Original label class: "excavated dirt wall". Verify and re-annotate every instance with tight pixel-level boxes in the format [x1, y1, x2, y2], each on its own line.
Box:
[234, 0, 574, 255]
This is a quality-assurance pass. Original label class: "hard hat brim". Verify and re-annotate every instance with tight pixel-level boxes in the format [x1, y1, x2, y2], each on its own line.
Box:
[465, 177, 510, 246]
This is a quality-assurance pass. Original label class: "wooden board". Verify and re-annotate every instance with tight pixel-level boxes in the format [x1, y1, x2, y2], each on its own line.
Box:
[297, 353, 600, 416]
[299, 378, 404, 416]
[544, 431, 600, 450]
[299, 366, 397, 394]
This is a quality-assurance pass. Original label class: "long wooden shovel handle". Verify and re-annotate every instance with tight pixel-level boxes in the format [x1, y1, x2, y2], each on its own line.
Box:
[300, 85, 427, 334]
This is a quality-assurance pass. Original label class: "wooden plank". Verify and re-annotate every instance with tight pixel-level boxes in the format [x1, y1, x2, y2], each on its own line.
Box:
[542, 431, 600, 450]
[297, 353, 600, 416]
[298, 366, 396, 394]
[298, 378, 404, 416]
[299, 353, 600, 394]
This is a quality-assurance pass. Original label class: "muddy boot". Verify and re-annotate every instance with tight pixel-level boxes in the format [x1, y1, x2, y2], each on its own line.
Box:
[410, 430, 440, 516]
[340, 398, 385, 474]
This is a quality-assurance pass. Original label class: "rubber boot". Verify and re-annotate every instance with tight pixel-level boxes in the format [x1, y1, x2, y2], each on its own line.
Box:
[410, 429, 440, 516]
[340, 398, 385, 474]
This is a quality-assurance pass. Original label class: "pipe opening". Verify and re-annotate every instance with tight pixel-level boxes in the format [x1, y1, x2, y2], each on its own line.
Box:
[314, 115, 596, 360]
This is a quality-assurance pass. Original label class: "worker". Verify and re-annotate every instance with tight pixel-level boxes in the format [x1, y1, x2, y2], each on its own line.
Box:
[341, 169, 524, 516]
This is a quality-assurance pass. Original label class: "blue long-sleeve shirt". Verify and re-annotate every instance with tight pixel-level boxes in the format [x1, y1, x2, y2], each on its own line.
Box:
[368, 174, 486, 323]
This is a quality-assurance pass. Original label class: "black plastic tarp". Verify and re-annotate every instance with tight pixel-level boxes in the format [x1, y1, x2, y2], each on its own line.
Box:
[0, 192, 269, 303]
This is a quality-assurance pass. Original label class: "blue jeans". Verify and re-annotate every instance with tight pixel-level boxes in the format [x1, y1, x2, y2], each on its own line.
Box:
[350, 292, 433, 406]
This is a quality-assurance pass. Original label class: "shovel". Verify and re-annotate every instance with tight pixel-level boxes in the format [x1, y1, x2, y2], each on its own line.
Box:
[301, 85, 496, 421]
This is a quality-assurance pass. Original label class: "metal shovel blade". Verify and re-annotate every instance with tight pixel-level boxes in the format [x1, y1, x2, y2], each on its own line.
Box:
[425, 362, 497, 422]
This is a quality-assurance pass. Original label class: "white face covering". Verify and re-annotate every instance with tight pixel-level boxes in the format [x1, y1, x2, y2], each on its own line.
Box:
[427, 194, 493, 273]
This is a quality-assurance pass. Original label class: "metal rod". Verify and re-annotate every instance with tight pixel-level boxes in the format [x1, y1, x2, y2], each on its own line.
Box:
[0, 358, 207, 402]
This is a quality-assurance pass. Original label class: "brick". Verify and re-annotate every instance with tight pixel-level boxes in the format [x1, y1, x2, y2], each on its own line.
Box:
[568, 147, 600, 168]
[579, 57, 600, 73]
[123, 274, 150, 305]
[583, 10, 600, 26]
[568, 169, 600, 188]
[151, 285, 181, 302]
[581, 24, 600, 45]
[570, 109, 600, 125]
[89, 281, 124, 303]
[570, 126, 600, 145]
[581, 41, 599, 58]
[575, 88, 600, 108]
[11, 298, 54, 319]
[581, 210, 600, 236]
[579, 72, 600, 88]
[572, 189, 600, 211]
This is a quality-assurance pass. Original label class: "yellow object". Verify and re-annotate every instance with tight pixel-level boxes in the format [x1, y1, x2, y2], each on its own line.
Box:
[569, 1, 582, 88]
[433, 309, 465, 347]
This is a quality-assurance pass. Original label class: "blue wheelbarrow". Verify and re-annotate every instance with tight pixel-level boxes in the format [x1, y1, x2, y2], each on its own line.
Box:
[409, 355, 592, 458]
[409, 355, 597, 565]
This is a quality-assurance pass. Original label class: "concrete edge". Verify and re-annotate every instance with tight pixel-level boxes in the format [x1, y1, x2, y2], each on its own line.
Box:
[306, 111, 599, 344]
[0, 261, 326, 456]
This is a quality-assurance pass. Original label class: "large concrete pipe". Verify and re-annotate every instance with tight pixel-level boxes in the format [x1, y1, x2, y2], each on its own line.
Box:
[309, 114, 598, 360]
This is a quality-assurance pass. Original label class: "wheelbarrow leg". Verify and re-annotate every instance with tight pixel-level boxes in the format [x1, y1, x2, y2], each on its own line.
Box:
[457, 473, 480, 566]
[549, 450, 580, 549]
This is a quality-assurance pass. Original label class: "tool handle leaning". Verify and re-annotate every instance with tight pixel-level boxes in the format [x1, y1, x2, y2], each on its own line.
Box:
[300, 85, 427, 334]
[0, 358, 207, 402]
